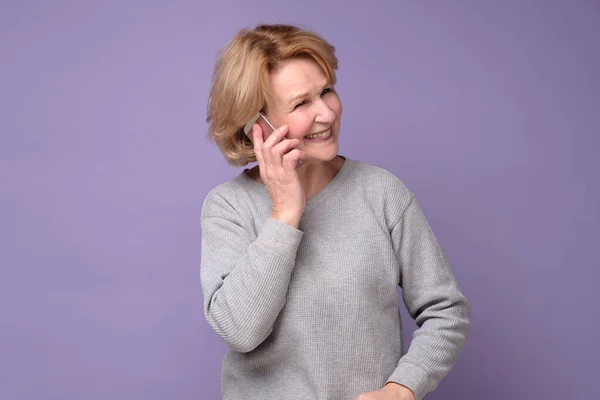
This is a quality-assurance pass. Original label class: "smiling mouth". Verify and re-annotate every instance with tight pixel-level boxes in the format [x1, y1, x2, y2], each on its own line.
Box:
[305, 129, 332, 139]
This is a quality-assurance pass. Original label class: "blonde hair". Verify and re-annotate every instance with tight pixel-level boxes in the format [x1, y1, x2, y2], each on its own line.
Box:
[205, 24, 338, 166]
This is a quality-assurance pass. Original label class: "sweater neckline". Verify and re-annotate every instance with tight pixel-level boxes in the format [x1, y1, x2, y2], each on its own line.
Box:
[237, 155, 356, 214]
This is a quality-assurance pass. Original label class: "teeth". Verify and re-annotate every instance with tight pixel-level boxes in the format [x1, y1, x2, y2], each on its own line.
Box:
[306, 130, 331, 139]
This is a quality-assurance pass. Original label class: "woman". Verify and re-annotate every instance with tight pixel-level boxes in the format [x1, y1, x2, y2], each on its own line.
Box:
[201, 24, 470, 400]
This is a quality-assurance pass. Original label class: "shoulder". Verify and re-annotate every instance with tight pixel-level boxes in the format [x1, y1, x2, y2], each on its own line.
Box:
[348, 159, 413, 200]
[200, 173, 254, 218]
[346, 158, 415, 223]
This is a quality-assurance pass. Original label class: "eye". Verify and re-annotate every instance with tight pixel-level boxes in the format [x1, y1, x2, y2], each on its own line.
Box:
[293, 100, 306, 110]
[321, 87, 332, 96]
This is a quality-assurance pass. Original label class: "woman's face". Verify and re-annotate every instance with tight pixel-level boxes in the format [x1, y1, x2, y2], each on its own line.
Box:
[263, 57, 342, 165]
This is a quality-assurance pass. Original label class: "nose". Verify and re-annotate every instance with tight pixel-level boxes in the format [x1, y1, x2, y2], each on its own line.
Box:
[314, 98, 336, 125]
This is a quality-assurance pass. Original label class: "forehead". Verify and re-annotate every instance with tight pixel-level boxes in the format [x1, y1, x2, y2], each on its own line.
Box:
[268, 58, 329, 101]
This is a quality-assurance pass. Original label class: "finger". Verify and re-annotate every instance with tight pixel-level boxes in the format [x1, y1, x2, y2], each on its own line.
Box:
[251, 123, 264, 150]
[263, 139, 300, 172]
[271, 138, 300, 160]
[282, 149, 304, 171]
[251, 123, 267, 166]
[261, 126, 289, 169]
[262, 125, 289, 149]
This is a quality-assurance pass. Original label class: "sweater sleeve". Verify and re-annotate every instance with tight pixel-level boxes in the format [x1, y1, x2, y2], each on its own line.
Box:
[386, 194, 471, 400]
[200, 195, 304, 353]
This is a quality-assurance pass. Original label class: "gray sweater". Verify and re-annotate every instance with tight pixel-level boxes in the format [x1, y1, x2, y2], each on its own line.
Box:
[200, 158, 470, 400]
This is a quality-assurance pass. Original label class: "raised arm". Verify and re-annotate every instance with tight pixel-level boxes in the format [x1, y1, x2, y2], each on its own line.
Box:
[200, 197, 303, 353]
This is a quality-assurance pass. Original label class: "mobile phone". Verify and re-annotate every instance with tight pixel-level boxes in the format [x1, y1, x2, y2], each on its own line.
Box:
[243, 112, 275, 140]
[242, 113, 302, 169]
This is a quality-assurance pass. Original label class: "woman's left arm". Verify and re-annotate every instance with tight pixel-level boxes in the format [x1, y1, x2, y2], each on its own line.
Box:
[386, 194, 471, 400]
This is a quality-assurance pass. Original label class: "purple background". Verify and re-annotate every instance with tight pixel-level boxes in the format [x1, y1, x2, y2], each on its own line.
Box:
[1, 1, 598, 399]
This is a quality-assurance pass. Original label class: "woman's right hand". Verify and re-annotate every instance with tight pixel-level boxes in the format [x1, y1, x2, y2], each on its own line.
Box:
[252, 123, 306, 228]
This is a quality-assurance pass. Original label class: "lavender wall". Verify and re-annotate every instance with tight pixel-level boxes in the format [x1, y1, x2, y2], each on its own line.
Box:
[1, 1, 598, 399]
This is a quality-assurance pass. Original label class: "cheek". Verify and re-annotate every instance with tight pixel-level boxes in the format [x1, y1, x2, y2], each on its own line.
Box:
[287, 115, 314, 139]
[327, 95, 343, 117]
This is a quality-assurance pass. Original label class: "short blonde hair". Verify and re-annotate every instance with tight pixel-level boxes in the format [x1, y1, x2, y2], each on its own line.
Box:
[205, 24, 338, 166]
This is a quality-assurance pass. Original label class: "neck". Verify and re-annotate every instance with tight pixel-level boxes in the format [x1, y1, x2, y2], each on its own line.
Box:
[246, 156, 345, 200]
[298, 156, 345, 199]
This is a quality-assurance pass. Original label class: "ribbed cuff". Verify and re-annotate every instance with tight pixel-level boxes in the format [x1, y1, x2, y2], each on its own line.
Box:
[386, 359, 434, 400]
[253, 218, 304, 260]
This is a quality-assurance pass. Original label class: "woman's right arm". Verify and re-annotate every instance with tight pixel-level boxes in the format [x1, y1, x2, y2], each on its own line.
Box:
[200, 195, 303, 353]
[201, 123, 305, 353]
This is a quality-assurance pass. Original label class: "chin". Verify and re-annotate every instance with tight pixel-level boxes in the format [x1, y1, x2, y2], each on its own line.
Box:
[305, 144, 339, 164]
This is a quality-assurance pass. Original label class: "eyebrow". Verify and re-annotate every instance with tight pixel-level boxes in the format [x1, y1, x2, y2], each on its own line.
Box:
[286, 82, 330, 105]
